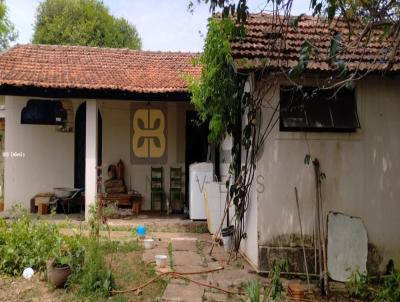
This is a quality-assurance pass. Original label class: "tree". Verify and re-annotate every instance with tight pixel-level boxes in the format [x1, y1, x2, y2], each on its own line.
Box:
[32, 0, 141, 49]
[0, 0, 17, 51]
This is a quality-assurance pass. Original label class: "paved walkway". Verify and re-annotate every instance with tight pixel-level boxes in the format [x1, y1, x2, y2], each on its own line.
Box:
[142, 232, 259, 302]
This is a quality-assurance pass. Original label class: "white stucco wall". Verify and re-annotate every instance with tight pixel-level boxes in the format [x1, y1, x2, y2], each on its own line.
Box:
[4, 96, 74, 209]
[3, 96, 193, 211]
[255, 76, 400, 270]
[101, 100, 193, 210]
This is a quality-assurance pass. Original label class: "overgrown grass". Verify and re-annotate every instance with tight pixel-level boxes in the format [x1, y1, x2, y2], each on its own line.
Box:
[71, 238, 115, 300]
[168, 242, 174, 270]
[346, 267, 400, 302]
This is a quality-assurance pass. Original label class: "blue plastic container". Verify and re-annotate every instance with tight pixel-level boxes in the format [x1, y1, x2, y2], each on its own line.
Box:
[136, 225, 146, 238]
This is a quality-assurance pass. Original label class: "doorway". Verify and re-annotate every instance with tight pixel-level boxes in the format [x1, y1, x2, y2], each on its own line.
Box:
[74, 102, 102, 188]
[185, 111, 209, 207]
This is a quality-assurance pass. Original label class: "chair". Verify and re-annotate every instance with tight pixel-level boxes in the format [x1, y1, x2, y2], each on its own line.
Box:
[151, 167, 164, 211]
[169, 167, 183, 213]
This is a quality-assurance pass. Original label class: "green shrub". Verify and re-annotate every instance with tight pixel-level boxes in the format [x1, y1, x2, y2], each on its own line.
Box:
[269, 260, 289, 301]
[346, 268, 370, 299]
[374, 270, 400, 302]
[77, 238, 115, 298]
[0, 207, 60, 275]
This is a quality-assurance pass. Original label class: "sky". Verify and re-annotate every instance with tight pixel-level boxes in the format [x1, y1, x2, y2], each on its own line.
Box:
[5, 0, 310, 52]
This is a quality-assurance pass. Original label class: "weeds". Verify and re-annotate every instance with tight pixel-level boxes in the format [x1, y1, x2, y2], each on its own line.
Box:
[345, 266, 400, 301]
[241, 260, 288, 302]
[268, 259, 289, 301]
[346, 268, 370, 299]
[100, 239, 141, 254]
[74, 237, 115, 299]
[243, 280, 265, 302]
[168, 242, 174, 269]
[373, 270, 400, 302]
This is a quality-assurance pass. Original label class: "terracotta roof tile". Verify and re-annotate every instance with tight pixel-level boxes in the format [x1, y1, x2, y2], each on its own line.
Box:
[0, 44, 201, 93]
[232, 14, 400, 72]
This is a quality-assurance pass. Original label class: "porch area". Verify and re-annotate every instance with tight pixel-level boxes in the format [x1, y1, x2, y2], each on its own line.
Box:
[4, 96, 211, 220]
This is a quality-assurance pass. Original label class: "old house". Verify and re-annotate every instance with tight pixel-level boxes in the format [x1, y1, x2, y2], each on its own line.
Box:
[232, 14, 400, 274]
[0, 44, 207, 218]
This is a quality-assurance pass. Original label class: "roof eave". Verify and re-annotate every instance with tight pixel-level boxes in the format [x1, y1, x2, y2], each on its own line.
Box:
[0, 84, 191, 102]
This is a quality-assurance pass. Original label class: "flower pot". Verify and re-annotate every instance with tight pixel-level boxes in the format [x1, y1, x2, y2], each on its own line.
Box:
[47, 265, 71, 288]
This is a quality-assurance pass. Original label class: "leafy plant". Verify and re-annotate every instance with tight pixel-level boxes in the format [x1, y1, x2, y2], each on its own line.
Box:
[0, 206, 61, 275]
[186, 17, 243, 143]
[373, 270, 400, 302]
[346, 268, 370, 299]
[268, 260, 289, 301]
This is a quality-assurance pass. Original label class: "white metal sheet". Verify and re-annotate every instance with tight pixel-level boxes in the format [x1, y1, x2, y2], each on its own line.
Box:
[327, 212, 368, 282]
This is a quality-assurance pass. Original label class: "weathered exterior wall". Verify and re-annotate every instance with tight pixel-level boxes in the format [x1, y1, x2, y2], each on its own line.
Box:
[256, 76, 400, 271]
[101, 100, 193, 210]
[4, 96, 75, 209]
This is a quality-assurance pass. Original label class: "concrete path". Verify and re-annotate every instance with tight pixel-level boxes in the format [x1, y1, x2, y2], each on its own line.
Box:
[141, 232, 259, 302]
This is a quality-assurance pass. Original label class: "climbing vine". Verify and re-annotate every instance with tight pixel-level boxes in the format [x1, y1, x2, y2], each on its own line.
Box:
[187, 15, 271, 252]
[187, 18, 244, 144]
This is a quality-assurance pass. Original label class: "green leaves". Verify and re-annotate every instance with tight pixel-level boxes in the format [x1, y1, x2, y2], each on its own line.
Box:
[289, 40, 312, 78]
[187, 17, 243, 143]
[32, 0, 141, 49]
[304, 154, 311, 165]
[0, 207, 61, 275]
[289, 14, 305, 28]
[326, 0, 338, 22]
[78, 237, 115, 298]
[0, 1, 17, 51]
[329, 31, 341, 59]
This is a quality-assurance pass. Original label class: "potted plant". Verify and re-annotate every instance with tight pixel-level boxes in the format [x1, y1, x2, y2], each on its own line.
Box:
[47, 242, 72, 288]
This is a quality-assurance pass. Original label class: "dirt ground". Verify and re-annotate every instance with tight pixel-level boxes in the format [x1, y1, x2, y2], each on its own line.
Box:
[0, 274, 62, 302]
[0, 229, 355, 302]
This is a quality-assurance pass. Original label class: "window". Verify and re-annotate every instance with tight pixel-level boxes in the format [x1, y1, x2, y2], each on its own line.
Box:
[280, 86, 360, 132]
[21, 99, 67, 125]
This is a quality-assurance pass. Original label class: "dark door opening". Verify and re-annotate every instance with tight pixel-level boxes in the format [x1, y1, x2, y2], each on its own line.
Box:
[185, 111, 209, 207]
[74, 102, 102, 189]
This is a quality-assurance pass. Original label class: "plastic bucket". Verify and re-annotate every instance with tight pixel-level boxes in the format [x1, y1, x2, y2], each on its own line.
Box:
[221, 226, 234, 252]
[155, 255, 168, 268]
[143, 238, 154, 249]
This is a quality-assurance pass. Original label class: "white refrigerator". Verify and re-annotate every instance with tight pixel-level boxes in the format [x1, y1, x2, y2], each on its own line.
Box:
[189, 162, 214, 220]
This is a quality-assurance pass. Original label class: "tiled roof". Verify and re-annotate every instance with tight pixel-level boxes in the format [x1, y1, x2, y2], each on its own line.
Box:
[0, 44, 201, 94]
[232, 14, 400, 72]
